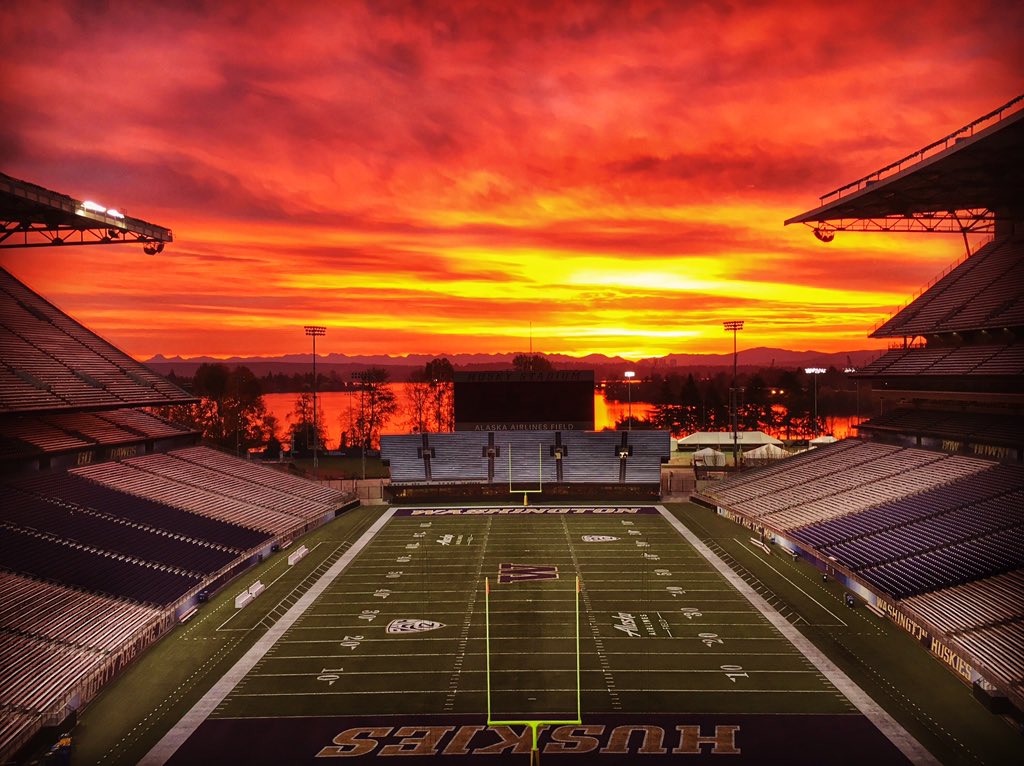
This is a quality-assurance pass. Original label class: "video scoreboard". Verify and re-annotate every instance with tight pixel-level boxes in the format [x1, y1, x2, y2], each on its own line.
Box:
[453, 370, 595, 432]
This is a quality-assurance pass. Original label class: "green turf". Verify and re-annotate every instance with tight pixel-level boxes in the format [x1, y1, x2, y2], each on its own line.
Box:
[66, 502, 1024, 766]
[203, 510, 852, 726]
[665, 502, 1024, 766]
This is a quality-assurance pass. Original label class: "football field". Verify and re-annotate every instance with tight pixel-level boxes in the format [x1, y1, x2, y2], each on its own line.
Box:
[144, 506, 926, 764]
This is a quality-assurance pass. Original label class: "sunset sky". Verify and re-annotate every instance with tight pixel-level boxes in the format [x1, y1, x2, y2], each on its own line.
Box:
[1, 1, 1022, 361]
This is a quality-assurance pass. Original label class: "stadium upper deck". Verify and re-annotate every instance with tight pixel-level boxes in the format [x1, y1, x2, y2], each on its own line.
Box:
[0, 267, 195, 414]
[785, 94, 1023, 236]
[693, 96, 1024, 716]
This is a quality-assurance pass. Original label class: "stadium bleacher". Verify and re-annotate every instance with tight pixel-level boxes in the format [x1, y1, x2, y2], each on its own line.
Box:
[0, 570, 162, 654]
[873, 238, 1024, 338]
[17, 472, 271, 551]
[0, 263, 357, 762]
[854, 343, 1024, 378]
[692, 94, 1024, 716]
[381, 429, 670, 490]
[0, 408, 194, 462]
[0, 267, 195, 413]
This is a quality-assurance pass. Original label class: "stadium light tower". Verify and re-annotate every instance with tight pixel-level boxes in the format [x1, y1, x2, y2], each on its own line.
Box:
[723, 321, 744, 469]
[624, 370, 636, 430]
[304, 326, 326, 477]
[805, 367, 826, 439]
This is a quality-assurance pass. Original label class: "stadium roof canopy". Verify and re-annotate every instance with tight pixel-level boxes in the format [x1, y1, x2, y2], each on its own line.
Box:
[786, 94, 1024, 236]
[0, 172, 172, 252]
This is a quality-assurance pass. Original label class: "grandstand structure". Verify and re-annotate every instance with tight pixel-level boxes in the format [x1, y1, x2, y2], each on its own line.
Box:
[0, 183, 355, 761]
[697, 96, 1024, 716]
[382, 428, 671, 502]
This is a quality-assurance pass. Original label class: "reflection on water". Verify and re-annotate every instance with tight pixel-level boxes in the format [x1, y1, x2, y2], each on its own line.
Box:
[263, 389, 654, 450]
[263, 388, 857, 449]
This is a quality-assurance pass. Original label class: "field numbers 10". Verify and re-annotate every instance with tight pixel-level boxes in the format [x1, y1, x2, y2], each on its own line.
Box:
[318, 667, 344, 686]
[721, 664, 748, 682]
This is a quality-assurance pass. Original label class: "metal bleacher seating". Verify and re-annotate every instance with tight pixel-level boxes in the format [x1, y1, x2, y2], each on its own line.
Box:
[18, 472, 270, 551]
[382, 429, 669, 485]
[0, 483, 238, 576]
[421, 432, 487, 482]
[0, 570, 162, 654]
[169, 445, 347, 507]
[72, 459, 299, 534]
[0, 525, 201, 606]
[492, 432, 559, 484]
[0, 267, 194, 413]
[702, 440, 994, 533]
[873, 238, 1024, 338]
[0, 635, 106, 735]
[0, 259, 357, 762]
[383, 437, 428, 482]
[777, 463, 1024, 598]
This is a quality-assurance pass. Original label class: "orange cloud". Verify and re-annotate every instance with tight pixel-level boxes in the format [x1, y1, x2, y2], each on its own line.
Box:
[1, 0, 1020, 360]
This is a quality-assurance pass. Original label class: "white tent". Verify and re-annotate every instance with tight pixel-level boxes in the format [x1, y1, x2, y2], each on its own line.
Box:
[692, 447, 727, 466]
[745, 443, 789, 459]
[676, 431, 783, 449]
[809, 435, 838, 446]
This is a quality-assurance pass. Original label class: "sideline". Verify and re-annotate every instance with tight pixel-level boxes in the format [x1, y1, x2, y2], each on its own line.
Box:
[737, 539, 848, 626]
[139, 508, 397, 766]
[658, 506, 940, 766]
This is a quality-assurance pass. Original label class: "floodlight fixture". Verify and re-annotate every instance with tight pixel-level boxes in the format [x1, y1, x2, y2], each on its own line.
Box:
[624, 370, 636, 430]
[723, 321, 745, 469]
[304, 325, 327, 475]
[813, 226, 835, 242]
[804, 367, 826, 438]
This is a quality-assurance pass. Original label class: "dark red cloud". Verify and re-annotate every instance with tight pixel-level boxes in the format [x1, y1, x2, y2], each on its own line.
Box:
[1, 0, 1020, 358]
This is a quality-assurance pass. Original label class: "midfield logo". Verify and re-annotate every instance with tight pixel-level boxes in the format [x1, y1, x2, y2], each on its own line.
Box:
[498, 562, 559, 584]
[386, 619, 445, 635]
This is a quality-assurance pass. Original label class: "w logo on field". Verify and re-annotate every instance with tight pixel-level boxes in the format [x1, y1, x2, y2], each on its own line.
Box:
[498, 563, 559, 584]
[386, 619, 445, 635]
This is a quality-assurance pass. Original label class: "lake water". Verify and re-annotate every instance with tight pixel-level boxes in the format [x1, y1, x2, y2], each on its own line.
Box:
[264, 388, 654, 450]
[263, 389, 859, 449]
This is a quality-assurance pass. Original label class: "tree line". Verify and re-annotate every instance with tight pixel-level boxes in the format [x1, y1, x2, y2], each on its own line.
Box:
[604, 366, 875, 439]
[156, 355, 869, 454]
[156, 357, 462, 456]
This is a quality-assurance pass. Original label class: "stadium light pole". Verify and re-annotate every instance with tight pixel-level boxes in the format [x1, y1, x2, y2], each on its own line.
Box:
[624, 370, 635, 430]
[304, 326, 326, 478]
[805, 367, 826, 439]
[723, 321, 744, 469]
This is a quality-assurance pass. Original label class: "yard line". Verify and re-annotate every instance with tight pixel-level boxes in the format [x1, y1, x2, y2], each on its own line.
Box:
[658, 506, 939, 766]
[139, 508, 398, 766]
[228, 688, 842, 698]
[264, 651, 802, 659]
[737, 539, 849, 627]
[276, 634, 792, 643]
[244, 668, 822, 677]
